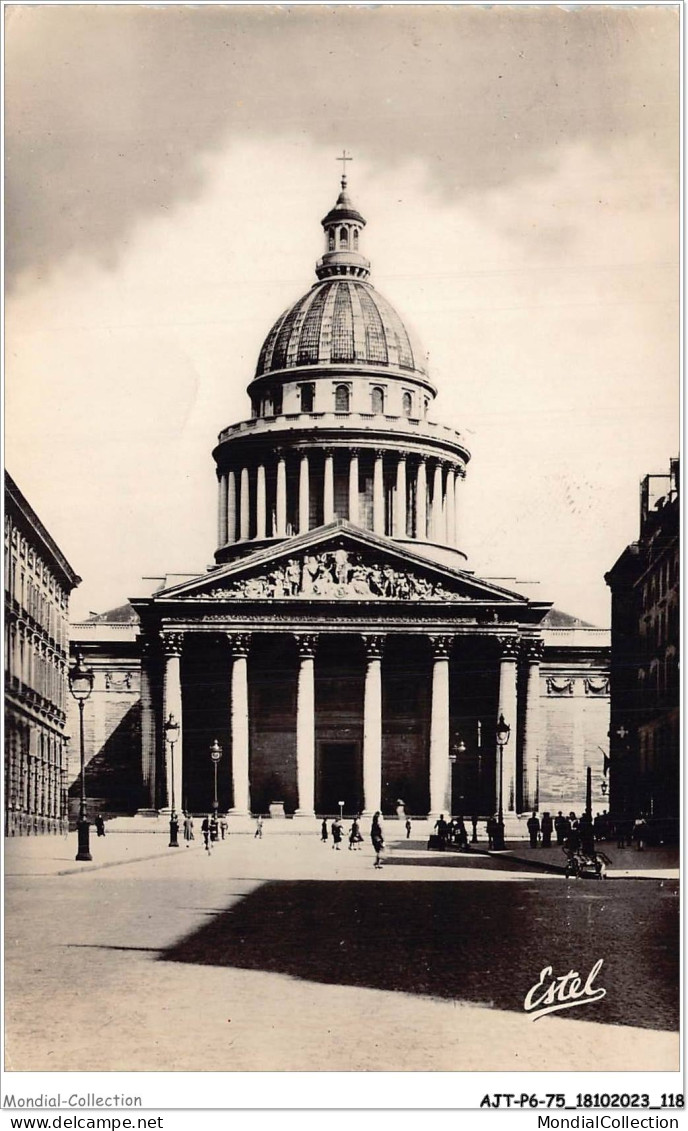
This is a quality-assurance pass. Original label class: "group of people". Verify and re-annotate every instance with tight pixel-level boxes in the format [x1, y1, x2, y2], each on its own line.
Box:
[192, 812, 228, 851]
[524, 809, 652, 853]
[432, 814, 476, 849]
[321, 812, 386, 867]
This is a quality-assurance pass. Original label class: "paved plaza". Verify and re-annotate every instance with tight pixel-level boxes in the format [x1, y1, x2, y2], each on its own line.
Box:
[4, 827, 680, 1073]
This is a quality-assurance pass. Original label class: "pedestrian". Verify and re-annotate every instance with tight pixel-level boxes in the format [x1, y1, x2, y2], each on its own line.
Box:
[219, 815, 228, 840]
[254, 815, 264, 839]
[321, 818, 329, 843]
[371, 811, 384, 868]
[540, 812, 553, 848]
[405, 817, 412, 839]
[527, 811, 540, 848]
[331, 817, 343, 849]
[349, 816, 363, 850]
[554, 811, 567, 846]
[183, 812, 194, 845]
[456, 815, 468, 849]
[94, 813, 106, 837]
[201, 815, 211, 852]
[486, 815, 497, 849]
[434, 813, 448, 850]
[210, 814, 219, 842]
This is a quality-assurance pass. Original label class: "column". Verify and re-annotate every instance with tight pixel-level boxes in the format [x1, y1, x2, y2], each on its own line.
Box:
[446, 465, 456, 547]
[276, 452, 287, 537]
[218, 472, 228, 546]
[139, 640, 156, 810]
[228, 633, 251, 815]
[496, 636, 519, 813]
[240, 467, 250, 541]
[299, 452, 310, 534]
[373, 450, 385, 535]
[294, 634, 317, 816]
[348, 449, 360, 526]
[255, 464, 267, 539]
[416, 459, 427, 539]
[362, 635, 384, 815]
[227, 470, 237, 544]
[431, 461, 443, 543]
[521, 639, 544, 812]
[395, 455, 407, 538]
[429, 635, 453, 817]
[161, 632, 184, 814]
[323, 449, 335, 523]
[454, 468, 463, 550]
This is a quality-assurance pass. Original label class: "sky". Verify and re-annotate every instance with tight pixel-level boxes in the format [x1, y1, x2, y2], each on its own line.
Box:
[5, 3, 679, 626]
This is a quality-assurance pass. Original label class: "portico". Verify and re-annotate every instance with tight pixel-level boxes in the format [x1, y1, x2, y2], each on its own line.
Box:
[133, 524, 549, 821]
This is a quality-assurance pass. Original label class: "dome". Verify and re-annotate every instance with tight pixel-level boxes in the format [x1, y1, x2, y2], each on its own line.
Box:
[255, 278, 428, 380]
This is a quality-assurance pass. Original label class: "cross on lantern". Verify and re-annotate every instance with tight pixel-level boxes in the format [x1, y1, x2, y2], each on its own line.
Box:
[337, 149, 353, 183]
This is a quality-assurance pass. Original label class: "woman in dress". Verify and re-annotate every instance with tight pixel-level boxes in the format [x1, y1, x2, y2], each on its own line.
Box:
[371, 811, 384, 869]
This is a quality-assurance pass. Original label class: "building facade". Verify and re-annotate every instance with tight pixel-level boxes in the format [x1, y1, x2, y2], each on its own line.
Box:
[112, 176, 610, 824]
[605, 461, 679, 820]
[5, 474, 81, 835]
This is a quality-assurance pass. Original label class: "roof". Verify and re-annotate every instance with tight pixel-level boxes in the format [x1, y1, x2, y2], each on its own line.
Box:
[254, 279, 427, 380]
[5, 473, 81, 592]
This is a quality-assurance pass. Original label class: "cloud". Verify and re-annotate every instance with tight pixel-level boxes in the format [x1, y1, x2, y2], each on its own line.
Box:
[5, 5, 678, 286]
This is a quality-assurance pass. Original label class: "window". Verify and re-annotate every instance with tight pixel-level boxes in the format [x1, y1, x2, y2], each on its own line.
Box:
[423, 398, 429, 419]
[339, 227, 349, 248]
[300, 384, 314, 412]
[371, 386, 384, 414]
[353, 229, 359, 250]
[328, 232, 335, 251]
[402, 391, 413, 418]
[273, 387, 283, 415]
[335, 385, 350, 413]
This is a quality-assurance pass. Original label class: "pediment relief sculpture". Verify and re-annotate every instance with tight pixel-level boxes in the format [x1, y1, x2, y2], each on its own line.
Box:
[198, 549, 471, 602]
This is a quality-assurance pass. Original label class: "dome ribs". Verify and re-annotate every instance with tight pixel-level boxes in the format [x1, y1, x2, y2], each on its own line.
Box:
[330, 282, 355, 363]
[357, 285, 389, 366]
[296, 284, 330, 366]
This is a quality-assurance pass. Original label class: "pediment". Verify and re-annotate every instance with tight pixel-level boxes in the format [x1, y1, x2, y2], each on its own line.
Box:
[153, 523, 532, 607]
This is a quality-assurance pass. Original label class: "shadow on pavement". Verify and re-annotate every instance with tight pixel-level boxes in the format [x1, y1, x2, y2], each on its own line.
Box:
[390, 851, 553, 873]
[160, 878, 679, 1031]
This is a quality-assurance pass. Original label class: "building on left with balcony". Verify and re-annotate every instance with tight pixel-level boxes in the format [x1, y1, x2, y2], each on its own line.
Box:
[5, 474, 81, 835]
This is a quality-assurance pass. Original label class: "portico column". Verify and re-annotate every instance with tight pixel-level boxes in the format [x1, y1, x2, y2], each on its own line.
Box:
[228, 633, 251, 815]
[521, 639, 544, 813]
[431, 461, 443, 543]
[299, 452, 310, 534]
[348, 449, 360, 526]
[227, 470, 237, 544]
[429, 635, 453, 817]
[139, 640, 156, 810]
[497, 636, 519, 813]
[323, 449, 335, 523]
[416, 458, 428, 539]
[362, 635, 385, 815]
[218, 472, 228, 546]
[256, 464, 267, 539]
[240, 467, 250, 541]
[373, 450, 385, 535]
[276, 452, 287, 537]
[453, 468, 463, 549]
[294, 634, 317, 816]
[395, 455, 407, 537]
[446, 465, 456, 547]
[161, 632, 184, 813]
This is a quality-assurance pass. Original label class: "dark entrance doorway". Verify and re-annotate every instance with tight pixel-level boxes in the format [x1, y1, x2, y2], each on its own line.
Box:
[318, 742, 361, 815]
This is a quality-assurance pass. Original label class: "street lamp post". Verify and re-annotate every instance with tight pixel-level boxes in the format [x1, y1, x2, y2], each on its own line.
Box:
[165, 714, 180, 847]
[68, 651, 95, 862]
[210, 739, 222, 816]
[448, 738, 466, 817]
[338, 800, 345, 821]
[494, 714, 511, 851]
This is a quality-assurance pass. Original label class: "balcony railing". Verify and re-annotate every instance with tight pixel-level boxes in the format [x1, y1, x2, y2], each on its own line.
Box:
[217, 410, 468, 450]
